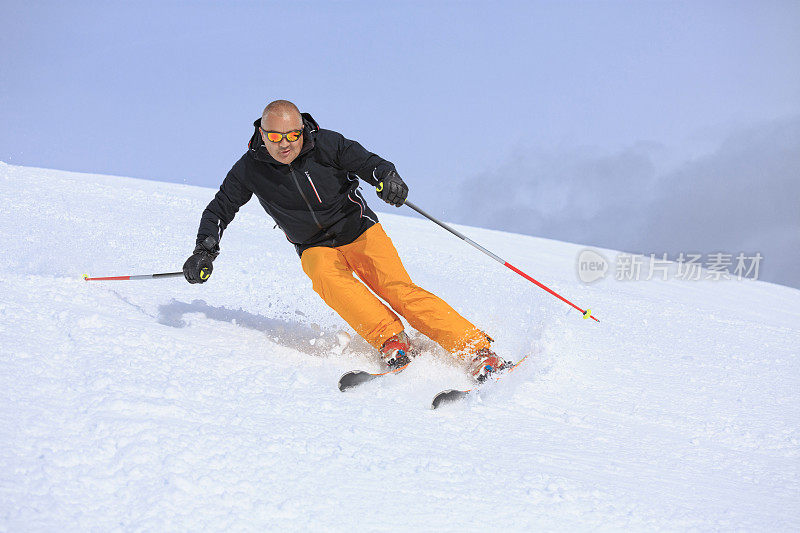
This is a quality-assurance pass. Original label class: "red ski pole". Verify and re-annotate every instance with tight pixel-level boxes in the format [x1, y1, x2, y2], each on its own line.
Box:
[83, 271, 199, 281]
[403, 200, 599, 323]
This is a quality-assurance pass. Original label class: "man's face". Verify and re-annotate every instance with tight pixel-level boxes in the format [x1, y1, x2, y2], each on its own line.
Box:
[261, 111, 304, 165]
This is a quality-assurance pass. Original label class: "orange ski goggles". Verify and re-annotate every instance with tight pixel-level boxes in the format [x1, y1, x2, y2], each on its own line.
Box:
[260, 127, 303, 143]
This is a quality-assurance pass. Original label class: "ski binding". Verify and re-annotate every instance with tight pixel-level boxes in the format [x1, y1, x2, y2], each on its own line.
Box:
[431, 354, 529, 409]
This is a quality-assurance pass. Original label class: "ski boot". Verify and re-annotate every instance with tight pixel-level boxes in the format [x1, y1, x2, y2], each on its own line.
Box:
[468, 347, 512, 383]
[379, 331, 411, 369]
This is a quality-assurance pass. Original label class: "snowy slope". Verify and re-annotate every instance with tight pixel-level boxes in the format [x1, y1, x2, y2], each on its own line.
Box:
[1, 161, 799, 531]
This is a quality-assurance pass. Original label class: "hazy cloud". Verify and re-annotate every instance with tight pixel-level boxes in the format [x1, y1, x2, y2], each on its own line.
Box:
[452, 117, 800, 289]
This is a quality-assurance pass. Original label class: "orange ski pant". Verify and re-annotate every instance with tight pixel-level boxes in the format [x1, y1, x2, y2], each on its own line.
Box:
[300, 223, 490, 359]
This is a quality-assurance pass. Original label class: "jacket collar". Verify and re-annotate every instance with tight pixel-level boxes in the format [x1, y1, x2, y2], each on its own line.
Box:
[248, 112, 320, 164]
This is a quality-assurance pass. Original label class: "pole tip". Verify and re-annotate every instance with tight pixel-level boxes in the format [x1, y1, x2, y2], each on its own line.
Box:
[83, 274, 89, 281]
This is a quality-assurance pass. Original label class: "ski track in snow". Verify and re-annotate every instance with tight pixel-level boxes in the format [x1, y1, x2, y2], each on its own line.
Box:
[1, 162, 799, 530]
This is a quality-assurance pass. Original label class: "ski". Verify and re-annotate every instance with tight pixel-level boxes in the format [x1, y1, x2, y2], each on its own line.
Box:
[338, 362, 410, 392]
[431, 355, 530, 409]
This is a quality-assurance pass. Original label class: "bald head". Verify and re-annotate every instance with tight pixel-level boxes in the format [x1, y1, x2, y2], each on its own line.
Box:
[259, 100, 305, 165]
[261, 100, 301, 129]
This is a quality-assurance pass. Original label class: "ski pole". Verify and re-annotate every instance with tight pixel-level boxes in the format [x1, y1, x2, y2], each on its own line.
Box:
[83, 271, 196, 281]
[403, 200, 599, 323]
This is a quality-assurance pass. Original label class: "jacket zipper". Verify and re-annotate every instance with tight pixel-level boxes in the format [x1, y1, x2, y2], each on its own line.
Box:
[305, 172, 323, 203]
[289, 163, 326, 232]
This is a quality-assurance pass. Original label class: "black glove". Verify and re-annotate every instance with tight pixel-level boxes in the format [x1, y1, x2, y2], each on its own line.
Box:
[376, 170, 408, 207]
[183, 235, 219, 284]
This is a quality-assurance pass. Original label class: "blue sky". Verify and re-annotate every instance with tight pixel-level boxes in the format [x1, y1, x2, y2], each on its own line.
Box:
[2, 1, 798, 287]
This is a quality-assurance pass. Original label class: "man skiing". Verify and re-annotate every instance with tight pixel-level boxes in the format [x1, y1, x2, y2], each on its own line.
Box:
[183, 100, 509, 382]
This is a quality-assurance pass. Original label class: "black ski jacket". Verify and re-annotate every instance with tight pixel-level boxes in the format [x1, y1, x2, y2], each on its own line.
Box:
[195, 113, 396, 257]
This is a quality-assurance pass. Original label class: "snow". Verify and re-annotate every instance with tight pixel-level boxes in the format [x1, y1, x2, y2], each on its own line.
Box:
[1, 161, 799, 530]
